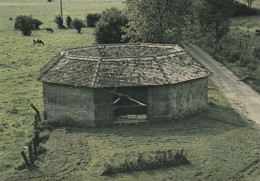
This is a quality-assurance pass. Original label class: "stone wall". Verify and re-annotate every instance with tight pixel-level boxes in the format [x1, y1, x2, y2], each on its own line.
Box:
[147, 77, 208, 121]
[93, 89, 114, 126]
[43, 77, 208, 126]
[43, 82, 95, 126]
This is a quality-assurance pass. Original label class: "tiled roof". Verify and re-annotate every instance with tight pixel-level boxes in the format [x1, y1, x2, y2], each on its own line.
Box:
[38, 44, 209, 88]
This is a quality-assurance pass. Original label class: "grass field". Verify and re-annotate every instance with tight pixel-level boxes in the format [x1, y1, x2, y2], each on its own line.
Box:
[0, 0, 259, 180]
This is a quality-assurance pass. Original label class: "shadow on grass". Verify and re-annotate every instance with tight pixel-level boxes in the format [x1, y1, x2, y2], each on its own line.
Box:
[64, 102, 251, 138]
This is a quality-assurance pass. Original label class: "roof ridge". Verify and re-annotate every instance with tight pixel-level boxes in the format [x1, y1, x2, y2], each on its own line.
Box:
[154, 56, 170, 84]
[91, 58, 102, 88]
[37, 51, 65, 81]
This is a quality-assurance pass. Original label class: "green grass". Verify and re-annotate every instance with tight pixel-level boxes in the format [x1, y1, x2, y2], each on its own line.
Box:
[0, 0, 259, 180]
[1, 82, 260, 180]
[0, 0, 123, 175]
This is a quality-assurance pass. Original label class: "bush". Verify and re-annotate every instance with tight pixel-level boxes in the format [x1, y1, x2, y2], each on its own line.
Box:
[86, 13, 101, 27]
[54, 15, 66, 29]
[72, 18, 85, 33]
[232, 2, 260, 17]
[66, 15, 72, 28]
[229, 50, 241, 63]
[95, 8, 128, 44]
[102, 149, 189, 175]
[14, 15, 33, 35]
[32, 18, 43, 29]
[14, 15, 43, 35]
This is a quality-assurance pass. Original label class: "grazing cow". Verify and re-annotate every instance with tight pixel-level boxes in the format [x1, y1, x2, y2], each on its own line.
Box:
[46, 28, 54, 33]
[33, 39, 44, 45]
[9, 17, 13, 21]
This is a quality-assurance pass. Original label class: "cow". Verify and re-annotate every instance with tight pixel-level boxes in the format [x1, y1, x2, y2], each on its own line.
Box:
[33, 39, 44, 45]
[9, 17, 13, 21]
[46, 28, 54, 33]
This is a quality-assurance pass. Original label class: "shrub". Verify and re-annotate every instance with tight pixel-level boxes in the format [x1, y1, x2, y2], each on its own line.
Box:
[102, 149, 189, 175]
[86, 13, 101, 27]
[66, 15, 72, 28]
[54, 15, 66, 29]
[14, 15, 43, 35]
[239, 54, 252, 67]
[14, 15, 33, 35]
[232, 2, 260, 17]
[229, 50, 241, 63]
[32, 18, 43, 29]
[247, 59, 258, 71]
[72, 18, 85, 33]
[95, 8, 128, 44]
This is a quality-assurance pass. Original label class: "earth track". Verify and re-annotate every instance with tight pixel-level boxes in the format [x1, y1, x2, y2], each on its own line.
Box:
[184, 44, 260, 124]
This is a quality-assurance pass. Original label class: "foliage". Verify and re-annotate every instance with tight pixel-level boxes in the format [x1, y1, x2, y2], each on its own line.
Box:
[54, 15, 65, 29]
[102, 149, 189, 175]
[66, 15, 72, 28]
[194, 33, 260, 92]
[86, 13, 101, 27]
[32, 19, 43, 30]
[1, 1, 260, 180]
[196, 0, 235, 42]
[244, 0, 255, 7]
[14, 15, 43, 35]
[72, 18, 85, 33]
[124, 0, 195, 43]
[253, 47, 260, 59]
[14, 15, 33, 36]
[233, 1, 260, 17]
[95, 8, 128, 44]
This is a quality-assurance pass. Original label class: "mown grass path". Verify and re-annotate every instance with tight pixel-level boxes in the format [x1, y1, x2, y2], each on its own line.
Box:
[184, 44, 260, 124]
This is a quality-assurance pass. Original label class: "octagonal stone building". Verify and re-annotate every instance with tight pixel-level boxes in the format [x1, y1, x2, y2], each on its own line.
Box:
[38, 44, 209, 127]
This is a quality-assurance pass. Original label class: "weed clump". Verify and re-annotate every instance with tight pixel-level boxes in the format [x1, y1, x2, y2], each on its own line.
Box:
[102, 149, 189, 175]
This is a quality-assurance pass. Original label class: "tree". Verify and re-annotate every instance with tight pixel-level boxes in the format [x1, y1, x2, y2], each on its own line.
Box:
[94, 8, 128, 44]
[54, 15, 65, 29]
[196, 0, 234, 42]
[72, 18, 84, 33]
[244, 0, 254, 7]
[124, 0, 194, 43]
[66, 15, 72, 28]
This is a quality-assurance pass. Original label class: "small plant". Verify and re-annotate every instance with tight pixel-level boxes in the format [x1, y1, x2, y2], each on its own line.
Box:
[72, 18, 85, 33]
[54, 15, 66, 29]
[66, 15, 72, 28]
[86, 13, 101, 27]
